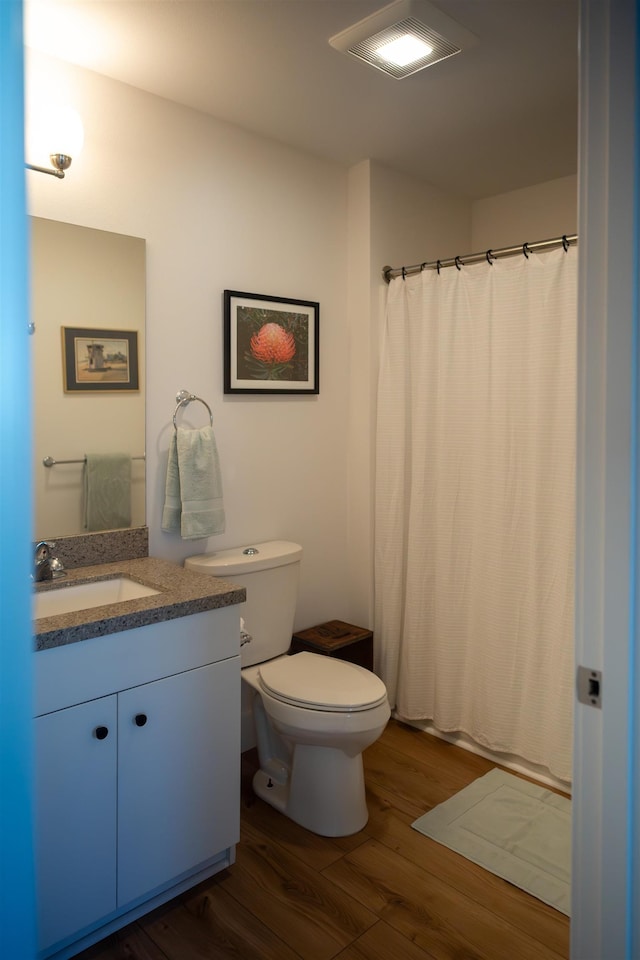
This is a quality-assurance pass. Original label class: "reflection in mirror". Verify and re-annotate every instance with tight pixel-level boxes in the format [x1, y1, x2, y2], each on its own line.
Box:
[31, 218, 145, 540]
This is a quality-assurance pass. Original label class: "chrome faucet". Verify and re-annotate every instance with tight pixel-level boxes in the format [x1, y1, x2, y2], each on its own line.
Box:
[34, 541, 66, 582]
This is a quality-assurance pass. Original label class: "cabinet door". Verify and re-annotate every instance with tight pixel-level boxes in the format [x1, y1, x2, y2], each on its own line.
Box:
[34, 696, 117, 951]
[117, 657, 240, 907]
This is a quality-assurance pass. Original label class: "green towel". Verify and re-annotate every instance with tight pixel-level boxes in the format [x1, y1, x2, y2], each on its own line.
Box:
[161, 432, 182, 533]
[83, 453, 132, 531]
[161, 426, 225, 540]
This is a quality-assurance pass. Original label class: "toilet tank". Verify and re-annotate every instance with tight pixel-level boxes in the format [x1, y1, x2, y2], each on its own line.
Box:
[185, 541, 303, 668]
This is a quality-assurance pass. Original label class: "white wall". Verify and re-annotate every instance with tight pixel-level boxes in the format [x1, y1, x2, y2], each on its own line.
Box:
[26, 51, 350, 632]
[471, 174, 578, 251]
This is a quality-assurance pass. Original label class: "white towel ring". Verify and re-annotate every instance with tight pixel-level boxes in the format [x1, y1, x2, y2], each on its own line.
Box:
[173, 390, 213, 430]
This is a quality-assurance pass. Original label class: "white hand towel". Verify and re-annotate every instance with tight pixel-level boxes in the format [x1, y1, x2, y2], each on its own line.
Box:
[162, 426, 225, 540]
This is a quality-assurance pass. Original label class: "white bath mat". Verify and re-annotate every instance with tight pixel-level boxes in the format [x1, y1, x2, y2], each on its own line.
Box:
[411, 768, 571, 915]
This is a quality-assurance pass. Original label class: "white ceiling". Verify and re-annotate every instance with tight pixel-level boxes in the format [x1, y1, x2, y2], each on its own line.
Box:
[24, 0, 579, 200]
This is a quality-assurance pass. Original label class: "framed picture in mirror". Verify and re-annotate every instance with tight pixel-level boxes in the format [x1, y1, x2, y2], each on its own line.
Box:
[62, 326, 140, 392]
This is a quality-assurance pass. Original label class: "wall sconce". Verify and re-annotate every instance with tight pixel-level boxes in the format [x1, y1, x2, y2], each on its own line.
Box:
[25, 104, 84, 179]
[26, 154, 73, 179]
[329, 0, 477, 79]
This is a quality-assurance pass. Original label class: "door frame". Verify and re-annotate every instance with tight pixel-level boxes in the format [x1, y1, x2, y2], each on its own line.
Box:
[572, 0, 640, 956]
[0, 1, 36, 957]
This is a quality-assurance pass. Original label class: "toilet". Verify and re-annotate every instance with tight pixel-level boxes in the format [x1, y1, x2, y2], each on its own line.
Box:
[185, 541, 390, 837]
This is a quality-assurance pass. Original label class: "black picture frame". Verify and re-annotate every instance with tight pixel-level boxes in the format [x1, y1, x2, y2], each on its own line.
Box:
[224, 290, 319, 394]
[62, 327, 139, 393]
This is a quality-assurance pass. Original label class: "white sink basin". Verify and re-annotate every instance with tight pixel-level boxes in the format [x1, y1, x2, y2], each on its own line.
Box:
[34, 576, 160, 620]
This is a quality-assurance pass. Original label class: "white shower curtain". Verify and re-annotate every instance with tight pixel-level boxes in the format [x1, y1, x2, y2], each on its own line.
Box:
[375, 247, 576, 782]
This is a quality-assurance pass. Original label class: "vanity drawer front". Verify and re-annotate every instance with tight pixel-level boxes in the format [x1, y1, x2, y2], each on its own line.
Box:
[34, 605, 239, 715]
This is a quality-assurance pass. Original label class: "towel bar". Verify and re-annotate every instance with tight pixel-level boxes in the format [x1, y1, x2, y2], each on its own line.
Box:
[43, 455, 145, 468]
[172, 390, 213, 429]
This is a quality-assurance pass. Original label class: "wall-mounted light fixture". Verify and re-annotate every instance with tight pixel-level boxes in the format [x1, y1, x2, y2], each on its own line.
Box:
[329, 0, 477, 80]
[26, 153, 73, 179]
[25, 104, 84, 179]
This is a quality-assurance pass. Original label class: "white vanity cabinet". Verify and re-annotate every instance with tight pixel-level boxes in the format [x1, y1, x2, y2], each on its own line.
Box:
[117, 657, 238, 906]
[34, 606, 240, 960]
[35, 695, 118, 946]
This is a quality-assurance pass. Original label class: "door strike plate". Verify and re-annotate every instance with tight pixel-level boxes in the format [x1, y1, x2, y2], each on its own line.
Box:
[577, 666, 602, 708]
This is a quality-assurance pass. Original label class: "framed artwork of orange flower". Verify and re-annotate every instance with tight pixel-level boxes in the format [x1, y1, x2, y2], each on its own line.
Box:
[224, 290, 319, 394]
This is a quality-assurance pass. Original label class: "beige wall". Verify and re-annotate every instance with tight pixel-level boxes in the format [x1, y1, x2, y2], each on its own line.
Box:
[345, 162, 472, 625]
[25, 49, 577, 634]
[357, 168, 577, 625]
[370, 161, 472, 273]
[471, 175, 578, 251]
[345, 161, 374, 626]
[26, 51, 351, 632]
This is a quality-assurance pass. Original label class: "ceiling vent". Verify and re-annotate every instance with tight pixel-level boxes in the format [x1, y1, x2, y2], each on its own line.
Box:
[329, 0, 478, 80]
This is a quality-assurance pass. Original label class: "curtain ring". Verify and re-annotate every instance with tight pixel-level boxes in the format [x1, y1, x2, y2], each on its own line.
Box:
[486, 249, 494, 265]
[562, 235, 569, 252]
[436, 260, 442, 275]
[420, 262, 427, 272]
[522, 242, 530, 259]
[402, 266, 406, 280]
[455, 256, 462, 271]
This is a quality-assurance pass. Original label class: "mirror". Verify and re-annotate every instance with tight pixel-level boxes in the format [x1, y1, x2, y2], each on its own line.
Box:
[31, 218, 146, 540]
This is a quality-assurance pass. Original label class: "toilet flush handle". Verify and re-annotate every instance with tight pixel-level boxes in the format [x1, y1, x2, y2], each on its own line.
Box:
[240, 616, 252, 647]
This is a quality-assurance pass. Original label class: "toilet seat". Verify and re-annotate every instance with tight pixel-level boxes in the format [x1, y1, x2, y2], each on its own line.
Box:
[258, 651, 387, 713]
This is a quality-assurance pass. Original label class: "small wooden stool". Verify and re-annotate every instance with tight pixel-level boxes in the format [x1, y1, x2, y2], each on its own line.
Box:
[290, 620, 374, 671]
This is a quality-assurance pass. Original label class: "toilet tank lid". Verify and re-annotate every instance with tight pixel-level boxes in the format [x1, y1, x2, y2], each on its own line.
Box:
[185, 540, 302, 576]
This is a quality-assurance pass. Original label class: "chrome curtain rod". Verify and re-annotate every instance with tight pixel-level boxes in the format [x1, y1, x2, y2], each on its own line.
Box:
[43, 455, 146, 468]
[382, 234, 578, 283]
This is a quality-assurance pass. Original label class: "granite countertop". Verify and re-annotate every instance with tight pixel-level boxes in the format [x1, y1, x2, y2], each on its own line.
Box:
[34, 556, 246, 651]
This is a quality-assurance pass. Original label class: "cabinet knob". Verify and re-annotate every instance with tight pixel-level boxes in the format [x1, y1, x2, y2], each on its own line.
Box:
[134, 713, 148, 727]
[94, 726, 109, 740]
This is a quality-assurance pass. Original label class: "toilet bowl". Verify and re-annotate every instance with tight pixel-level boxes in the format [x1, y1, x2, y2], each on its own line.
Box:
[243, 652, 390, 836]
[185, 541, 391, 837]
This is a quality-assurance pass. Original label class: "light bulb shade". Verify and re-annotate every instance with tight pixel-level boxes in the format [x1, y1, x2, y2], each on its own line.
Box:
[26, 102, 84, 170]
[50, 105, 84, 160]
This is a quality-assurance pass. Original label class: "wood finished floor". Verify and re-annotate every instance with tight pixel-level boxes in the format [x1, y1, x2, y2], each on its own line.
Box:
[75, 719, 570, 960]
